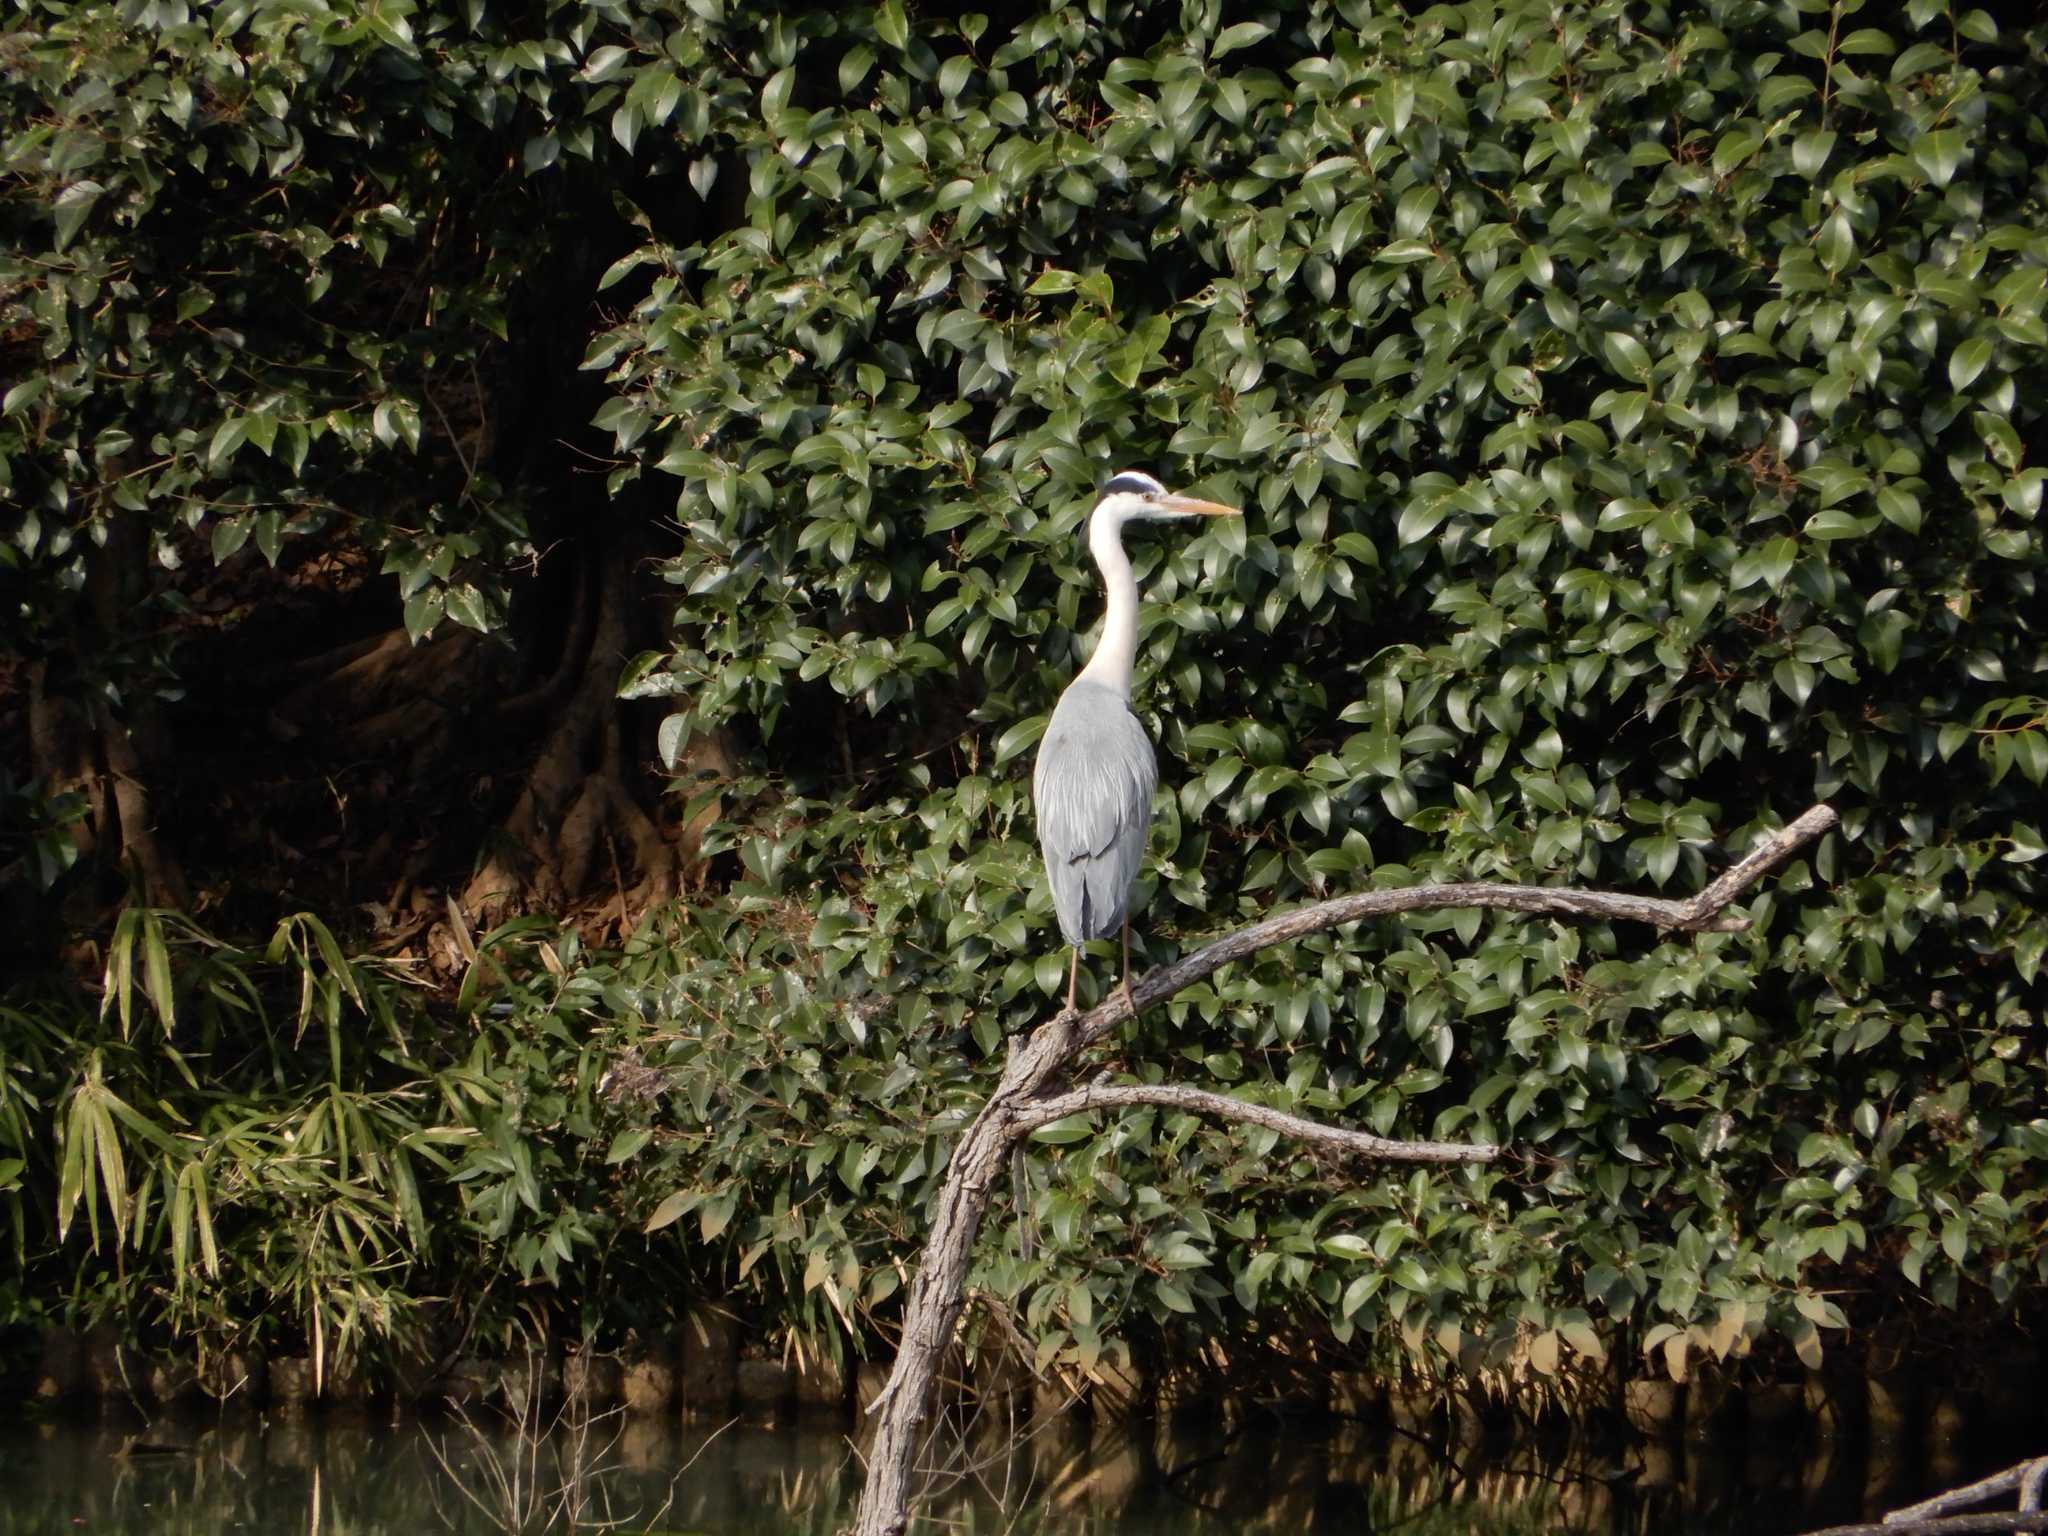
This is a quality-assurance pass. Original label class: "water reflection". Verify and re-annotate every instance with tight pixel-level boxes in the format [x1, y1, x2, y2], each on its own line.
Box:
[0, 1403, 1976, 1535]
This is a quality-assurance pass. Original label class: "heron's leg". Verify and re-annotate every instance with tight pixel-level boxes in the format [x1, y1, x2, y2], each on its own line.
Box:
[1065, 946, 1079, 1013]
[1120, 919, 1138, 1017]
[1012, 1142, 1036, 1264]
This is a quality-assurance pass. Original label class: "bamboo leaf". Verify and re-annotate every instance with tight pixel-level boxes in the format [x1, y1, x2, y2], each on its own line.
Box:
[102, 908, 139, 1035]
[142, 909, 176, 1033]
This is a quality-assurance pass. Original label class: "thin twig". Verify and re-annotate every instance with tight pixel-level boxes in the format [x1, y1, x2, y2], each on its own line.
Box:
[1017, 1082, 1500, 1163]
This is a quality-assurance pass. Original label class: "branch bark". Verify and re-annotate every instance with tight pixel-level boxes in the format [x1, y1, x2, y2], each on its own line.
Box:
[1778, 1457, 2048, 1536]
[1886, 1461, 2048, 1525]
[1800, 1516, 2048, 1536]
[1019, 1082, 1501, 1164]
[848, 803, 1840, 1536]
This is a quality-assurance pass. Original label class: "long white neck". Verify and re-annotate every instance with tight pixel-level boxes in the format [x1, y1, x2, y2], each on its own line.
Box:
[1077, 508, 1139, 696]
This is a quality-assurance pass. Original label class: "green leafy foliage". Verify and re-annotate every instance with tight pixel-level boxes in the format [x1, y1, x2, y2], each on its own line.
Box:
[0, 0, 568, 692]
[1, 906, 975, 1377]
[577, 0, 2048, 1381]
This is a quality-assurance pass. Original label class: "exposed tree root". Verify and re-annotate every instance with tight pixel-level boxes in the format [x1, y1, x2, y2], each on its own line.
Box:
[492, 546, 597, 734]
[13, 508, 713, 953]
[272, 624, 498, 775]
[459, 546, 682, 939]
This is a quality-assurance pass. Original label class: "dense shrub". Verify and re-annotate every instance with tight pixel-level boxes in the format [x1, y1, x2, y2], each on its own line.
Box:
[0, 0, 563, 656]
[591, 0, 2048, 1383]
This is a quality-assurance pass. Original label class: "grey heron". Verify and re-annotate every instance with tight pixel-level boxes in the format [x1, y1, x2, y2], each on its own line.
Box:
[1033, 470, 1242, 1014]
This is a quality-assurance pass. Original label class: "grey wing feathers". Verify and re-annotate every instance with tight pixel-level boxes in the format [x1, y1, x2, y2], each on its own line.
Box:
[1033, 680, 1158, 943]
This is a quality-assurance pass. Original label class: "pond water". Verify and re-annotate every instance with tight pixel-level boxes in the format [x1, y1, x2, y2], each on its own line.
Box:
[0, 1405, 1964, 1535]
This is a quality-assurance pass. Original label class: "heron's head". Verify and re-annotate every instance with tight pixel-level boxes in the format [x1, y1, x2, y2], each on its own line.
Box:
[1091, 470, 1242, 529]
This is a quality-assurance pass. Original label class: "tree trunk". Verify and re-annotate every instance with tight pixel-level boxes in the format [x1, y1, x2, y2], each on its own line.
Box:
[459, 538, 682, 935]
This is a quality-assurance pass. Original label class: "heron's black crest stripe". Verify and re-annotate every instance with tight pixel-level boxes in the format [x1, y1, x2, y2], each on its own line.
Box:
[1101, 471, 1164, 497]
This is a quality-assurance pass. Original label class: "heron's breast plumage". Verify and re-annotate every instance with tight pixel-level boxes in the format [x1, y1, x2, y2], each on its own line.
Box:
[1033, 680, 1158, 943]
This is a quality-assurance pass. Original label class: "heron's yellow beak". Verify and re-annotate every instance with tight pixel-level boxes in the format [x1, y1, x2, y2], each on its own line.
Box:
[1158, 494, 1242, 518]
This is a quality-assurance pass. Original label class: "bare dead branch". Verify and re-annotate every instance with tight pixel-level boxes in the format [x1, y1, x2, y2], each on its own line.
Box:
[1019, 1082, 1501, 1164]
[1827, 1457, 2048, 1533]
[1800, 1516, 2048, 1536]
[1072, 801, 1841, 1053]
[1689, 802, 1840, 915]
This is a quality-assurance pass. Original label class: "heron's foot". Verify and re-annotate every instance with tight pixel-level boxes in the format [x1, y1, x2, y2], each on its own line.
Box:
[1119, 977, 1139, 1018]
